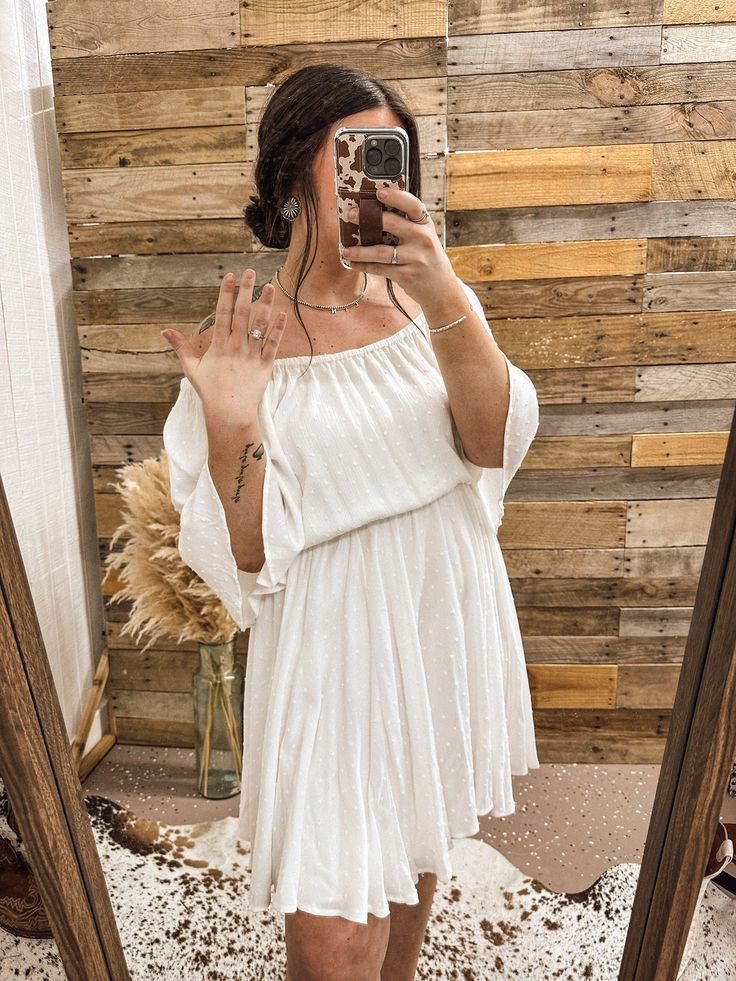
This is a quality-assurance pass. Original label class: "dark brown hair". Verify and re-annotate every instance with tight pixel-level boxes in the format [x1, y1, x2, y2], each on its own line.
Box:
[243, 64, 424, 372]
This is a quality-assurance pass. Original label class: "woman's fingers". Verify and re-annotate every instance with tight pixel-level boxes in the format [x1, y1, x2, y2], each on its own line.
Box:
[160, 329, 199, 380]
[212, 271, 237, 348]
[232, 268, 257, 342]
[262, 311, 288, 362]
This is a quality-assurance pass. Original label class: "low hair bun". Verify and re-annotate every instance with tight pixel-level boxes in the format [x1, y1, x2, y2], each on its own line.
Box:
[243, 194, 290, 250]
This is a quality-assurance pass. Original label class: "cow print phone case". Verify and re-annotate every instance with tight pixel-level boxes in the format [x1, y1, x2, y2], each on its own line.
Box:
[333, 125, 410, 270]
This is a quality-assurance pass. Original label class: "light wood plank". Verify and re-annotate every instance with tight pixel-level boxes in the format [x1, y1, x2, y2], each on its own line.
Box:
[449, 26, 662, 75]
[635, 363, 736, 401]
[643, 270, 736, 311]
[47, 0, 238, 59]
[661, 24, 736, 63]
[241, 0, 445, 46]
[498, 501, 627, 549]
[523, 435, 632, 470]
[448, 239, 647, 282]
[527, 665, 617, 709]
[625, 498, 716, 547]
[631, 432, 728, 467]
[663, 0, 736, 21]
[55, 86, 247, 133]
[447, 145, 652, 209]
[522, 635, 686, 664]
[652, 140, 736, 199]
[619, 606, 693, 636]
[450, 0, 664, 34]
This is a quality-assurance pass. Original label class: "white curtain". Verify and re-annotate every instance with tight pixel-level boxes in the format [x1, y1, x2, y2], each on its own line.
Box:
[0, 0, 107, 748]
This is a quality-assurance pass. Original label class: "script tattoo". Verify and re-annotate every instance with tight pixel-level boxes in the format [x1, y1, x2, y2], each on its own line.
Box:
[232, 441, 264, 503]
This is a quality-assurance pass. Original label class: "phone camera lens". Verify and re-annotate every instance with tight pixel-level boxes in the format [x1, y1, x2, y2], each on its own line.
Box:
[384, 156, 400, 176]
[384, 139, 400, 155]
[365, 146, 382, 166]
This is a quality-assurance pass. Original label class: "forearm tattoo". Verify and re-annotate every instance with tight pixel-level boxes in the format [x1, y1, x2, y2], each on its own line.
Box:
[232, 442, 264, 503]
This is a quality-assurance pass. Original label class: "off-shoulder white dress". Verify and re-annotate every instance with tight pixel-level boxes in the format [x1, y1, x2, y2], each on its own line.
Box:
[162, 278, 540, 924]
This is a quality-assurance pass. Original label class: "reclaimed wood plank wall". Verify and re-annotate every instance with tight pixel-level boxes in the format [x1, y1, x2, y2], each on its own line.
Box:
[48, 0, 736, 761]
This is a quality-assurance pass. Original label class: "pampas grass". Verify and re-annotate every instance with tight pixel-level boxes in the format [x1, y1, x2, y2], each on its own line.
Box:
[102, 450, 240, 651]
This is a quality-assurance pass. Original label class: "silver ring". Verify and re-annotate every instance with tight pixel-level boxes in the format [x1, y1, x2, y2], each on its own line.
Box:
[408, 206, 430, 224]
[391, 245, 399, 265]
[248, 328, 265, 340]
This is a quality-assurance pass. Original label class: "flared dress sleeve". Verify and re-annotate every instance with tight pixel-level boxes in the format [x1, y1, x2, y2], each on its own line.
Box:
[162, 376, 304, 632]
[454, 280, 540, 527]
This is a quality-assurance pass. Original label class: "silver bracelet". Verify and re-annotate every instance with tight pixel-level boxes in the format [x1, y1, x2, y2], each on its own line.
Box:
[427, 314, 467, 334]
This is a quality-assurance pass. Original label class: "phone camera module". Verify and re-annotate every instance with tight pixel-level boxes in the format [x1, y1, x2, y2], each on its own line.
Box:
[363, 135, 405, 178]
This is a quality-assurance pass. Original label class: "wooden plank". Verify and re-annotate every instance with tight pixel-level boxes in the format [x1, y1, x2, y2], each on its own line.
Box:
[504, 544, 704, 580]
[486, 310, 736, 369]
[69, 218, 256, 258]
[517, 606, 620, 635]
[521, 635, 686, 664]
[448, 238, 646, 282]
[47, 0, 239, 59]
[55, 85, 247, 133]
[62, 156, 444, 222]
[498, 501, 627, 549]
[461, 277, 643, 318]
[526, 664, 617, 709]
[523, 435, 632, 469]
[625, 498, 716, 547]
[112, 689, 192, 723]
[502, 547, 625, 579]
[109, 647, 247, 690]
[447, 201, 736, 246]
[241, 0, 445, 46]
[651, 140, 736, 198]
[647, 235, 736, 272]
[631, 432, 728, 467]
[114, 717, 194, 747]
[450, 0, 663, 34]
[510, 466, 723, 504]
[663, 0, 736, 21]
[643, 270, 736, 311]
[450, 102, 736, 151]
[61, 125, 249, 170]
[247, 75, 447, 120]
[623, 545, 705, 579]
[661, 24, 736, 63]
[447, 144, 652, 208]
[50, 40, 446, 97]
[448, 63, 736, 113]
[636, 363, 736, 401]
[247, 113, 447, 161]
[448, 26, 662, 75]
[617, 664, 682, 708]
[510, 577, 698, 607]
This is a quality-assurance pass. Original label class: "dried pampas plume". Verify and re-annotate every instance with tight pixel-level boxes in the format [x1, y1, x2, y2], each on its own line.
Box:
[102, 451, 239, 652]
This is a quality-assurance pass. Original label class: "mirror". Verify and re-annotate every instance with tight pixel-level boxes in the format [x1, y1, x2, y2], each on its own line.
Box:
[2, 9, 735, 980]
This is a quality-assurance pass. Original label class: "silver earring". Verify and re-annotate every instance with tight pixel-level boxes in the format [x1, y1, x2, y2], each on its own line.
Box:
[281, 195, 301, 221]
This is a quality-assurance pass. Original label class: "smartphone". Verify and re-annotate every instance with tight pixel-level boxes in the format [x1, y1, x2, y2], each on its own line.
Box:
[333, 125, 410, 270]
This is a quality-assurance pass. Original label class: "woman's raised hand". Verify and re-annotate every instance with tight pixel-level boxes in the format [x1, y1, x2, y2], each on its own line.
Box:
[160, 268, 287, 423]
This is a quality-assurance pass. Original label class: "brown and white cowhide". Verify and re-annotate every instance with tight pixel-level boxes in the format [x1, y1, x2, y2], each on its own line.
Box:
[0, 789, 733, 980]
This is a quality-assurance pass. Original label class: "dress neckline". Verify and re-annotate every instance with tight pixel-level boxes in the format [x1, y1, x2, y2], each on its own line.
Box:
[271, 312, 427, 368]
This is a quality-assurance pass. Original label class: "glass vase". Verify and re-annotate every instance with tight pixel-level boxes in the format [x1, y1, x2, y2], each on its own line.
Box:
[193, 638, 244, 799]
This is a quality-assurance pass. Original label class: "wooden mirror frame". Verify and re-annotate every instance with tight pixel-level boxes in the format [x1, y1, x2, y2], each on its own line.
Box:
[0, 407, 734, 979]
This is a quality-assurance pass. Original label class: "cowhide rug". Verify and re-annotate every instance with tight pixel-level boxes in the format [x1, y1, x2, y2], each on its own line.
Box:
[0, 788, 733, 980]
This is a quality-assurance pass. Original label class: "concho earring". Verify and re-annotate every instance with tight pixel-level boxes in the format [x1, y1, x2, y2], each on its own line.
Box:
[280, 195, 301, 221]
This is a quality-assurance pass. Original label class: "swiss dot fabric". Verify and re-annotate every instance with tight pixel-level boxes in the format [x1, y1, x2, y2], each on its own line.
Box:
[162, 278, 541, 924]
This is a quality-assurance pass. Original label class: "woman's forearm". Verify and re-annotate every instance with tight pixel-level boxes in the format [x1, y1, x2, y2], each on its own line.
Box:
[204, 410, 266, 573]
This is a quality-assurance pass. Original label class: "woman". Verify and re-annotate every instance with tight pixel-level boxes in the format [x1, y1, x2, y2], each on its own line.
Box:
[161, 64, 540, 981]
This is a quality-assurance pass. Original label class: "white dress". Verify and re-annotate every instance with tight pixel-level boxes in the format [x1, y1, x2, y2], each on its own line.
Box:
[162, 278, 541, 924]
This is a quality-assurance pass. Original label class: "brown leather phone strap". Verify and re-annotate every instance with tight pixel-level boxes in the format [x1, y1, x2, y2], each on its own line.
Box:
[358, 194, 384, 247]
